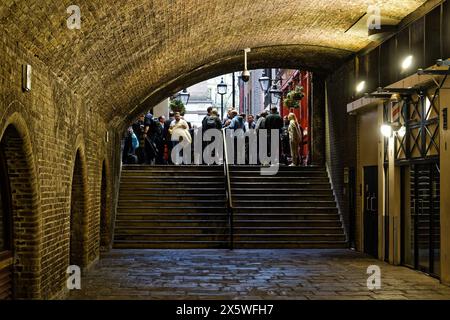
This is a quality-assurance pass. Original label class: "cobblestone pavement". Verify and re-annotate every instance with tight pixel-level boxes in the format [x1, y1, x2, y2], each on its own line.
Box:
[68, 249, 450, 300]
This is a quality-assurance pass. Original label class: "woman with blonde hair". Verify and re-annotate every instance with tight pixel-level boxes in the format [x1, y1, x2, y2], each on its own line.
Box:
[288, 113, 302, 166]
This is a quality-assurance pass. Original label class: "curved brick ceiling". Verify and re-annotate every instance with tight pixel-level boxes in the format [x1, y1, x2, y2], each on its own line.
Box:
[0, 0, 426, 125]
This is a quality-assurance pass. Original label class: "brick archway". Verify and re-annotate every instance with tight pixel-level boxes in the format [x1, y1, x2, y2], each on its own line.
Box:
[0, 113, 41, 299]
[69, 147, 89, 268]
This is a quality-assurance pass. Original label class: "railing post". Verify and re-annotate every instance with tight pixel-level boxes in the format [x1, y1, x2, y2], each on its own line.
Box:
[222, 129, 234, 250]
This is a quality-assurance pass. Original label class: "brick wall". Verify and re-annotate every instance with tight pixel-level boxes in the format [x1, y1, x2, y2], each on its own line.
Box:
[325, 60, 358, 241]
[0, 27, 117, 299]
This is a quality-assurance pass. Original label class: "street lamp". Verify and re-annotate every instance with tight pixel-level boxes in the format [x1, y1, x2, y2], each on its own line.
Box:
[178, 89, 190, 106]
[217, 77, 228, 118]
[258, 73, 271, 92]
[269, 84, 283, 106]
[259, 71, 283, 107]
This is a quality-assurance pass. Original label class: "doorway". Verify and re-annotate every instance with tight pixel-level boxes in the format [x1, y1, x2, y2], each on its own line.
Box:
[363, 166, 378, 258]
[403, 162, 440, 277]
[0, 143, 13, 299]
[70, 150, 87, 267]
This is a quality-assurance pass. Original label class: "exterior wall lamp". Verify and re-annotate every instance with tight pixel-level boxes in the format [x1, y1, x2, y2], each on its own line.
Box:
[380, 122, 403, 138]
[401, 55, 413, 70]
[356, 80, 366, 93]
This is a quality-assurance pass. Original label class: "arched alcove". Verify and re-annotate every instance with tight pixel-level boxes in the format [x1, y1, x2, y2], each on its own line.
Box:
[0, 123, 40, 299]
[70, 150, 88, 268]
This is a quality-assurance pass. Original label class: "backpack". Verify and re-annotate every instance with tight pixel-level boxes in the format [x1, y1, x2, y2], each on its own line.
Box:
[205, 116, 219, 130]
[235, 116, 245, 131]
[131, 133, 139, 150]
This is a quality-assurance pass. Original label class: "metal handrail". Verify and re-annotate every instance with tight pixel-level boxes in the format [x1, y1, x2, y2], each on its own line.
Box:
[222, 128, 234, 249]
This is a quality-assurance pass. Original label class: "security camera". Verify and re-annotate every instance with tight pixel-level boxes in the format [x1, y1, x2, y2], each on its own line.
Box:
[241, 70, 250, 82]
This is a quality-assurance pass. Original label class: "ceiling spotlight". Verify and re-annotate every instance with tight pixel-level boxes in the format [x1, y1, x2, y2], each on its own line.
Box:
[401, 55, 413, 70]
[356, 81, 366, 93]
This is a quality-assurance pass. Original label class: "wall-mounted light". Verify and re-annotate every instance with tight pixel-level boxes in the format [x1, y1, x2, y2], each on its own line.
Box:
[22, 64, 32, 92]
[381, 122, 404, 138]
[356, 81, 366, 93]
[401, 55, 413, 70]
[380, 124, 393, 137]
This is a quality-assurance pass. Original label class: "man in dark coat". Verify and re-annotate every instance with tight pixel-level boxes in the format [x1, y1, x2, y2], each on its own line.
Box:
[164, 112, 175, 164]
[264, 107, 283, 160]
[132, 114, 146, 164]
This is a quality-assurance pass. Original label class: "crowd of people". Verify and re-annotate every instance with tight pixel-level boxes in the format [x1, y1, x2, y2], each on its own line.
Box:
[122, 106, 306, 166]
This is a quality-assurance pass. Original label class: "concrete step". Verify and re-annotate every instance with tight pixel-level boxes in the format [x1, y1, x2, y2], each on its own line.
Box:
[114, 233, 346, 242]
[123, 165, 222, 171]
[230, 176, 330, 182]
[230, 182, 331, 188]
[117, 207, 227, 213]
[118, 200, 226, 208]
[116, 220, 228, 227]
[231, 188, 333, 195]
[229, 165, 323, 171]
[233, 227, 344, 235]
[226, 170, 328, 177]
[116, 213, 228, 220]
[233, 194, 335, 201]
[121, 176, 225, 182]
[232, 200, 337, 208]
[120, 182, 225, 188]
[119, 188, 225, 195]
[119, 194, 226, 201]
[122, 170, 223, 177]
[113, 241, 229, 249]
[115, 226, 229, 235]
[232, 207, 339, 214]
[234, 220, 342, 227]
[233, 241, 348, 249]
[112, 240, 347, 249]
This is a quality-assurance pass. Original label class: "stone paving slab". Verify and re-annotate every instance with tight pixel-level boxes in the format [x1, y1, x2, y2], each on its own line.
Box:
[68, 249, 450, 300]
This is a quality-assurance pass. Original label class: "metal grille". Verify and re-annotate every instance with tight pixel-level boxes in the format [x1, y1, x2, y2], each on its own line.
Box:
[395, 88, 440, 163]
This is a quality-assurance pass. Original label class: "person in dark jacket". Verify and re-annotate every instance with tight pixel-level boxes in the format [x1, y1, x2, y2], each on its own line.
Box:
[132, 114, 146, 164]
[164, 112, 175, 164]
[264, 107, 283, 160]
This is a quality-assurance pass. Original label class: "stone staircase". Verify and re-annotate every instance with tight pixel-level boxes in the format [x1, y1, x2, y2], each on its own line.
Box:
[113, 165, 347, 249]
[113, 165, 229, 248]
[229, 166, 347, 248]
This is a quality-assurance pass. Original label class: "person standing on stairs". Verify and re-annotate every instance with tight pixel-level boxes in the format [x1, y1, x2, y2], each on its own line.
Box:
[288, 113, 303, 166]
[132, 113, 146, 164]
[169, 112, 192, 165]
